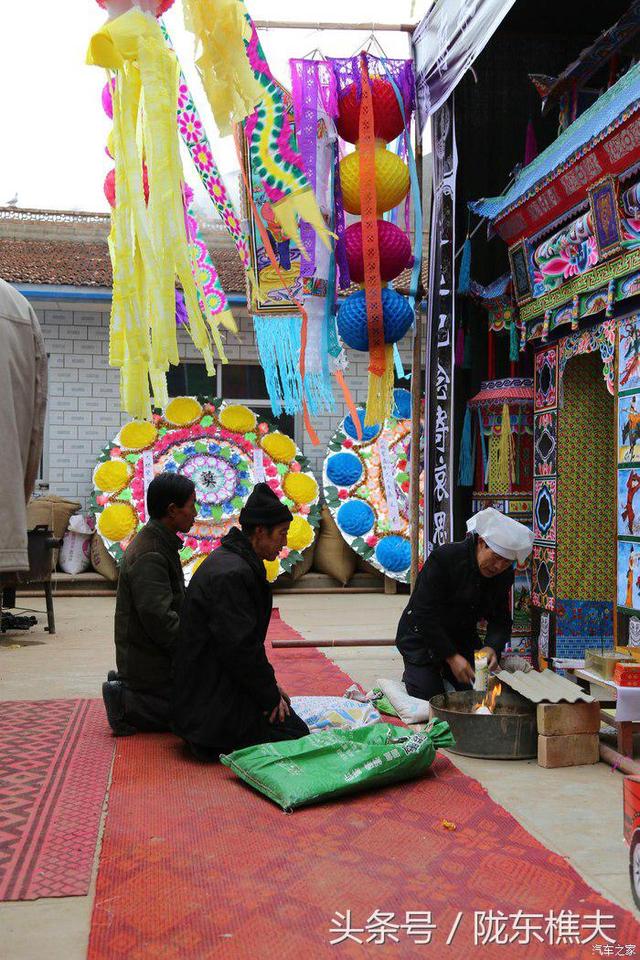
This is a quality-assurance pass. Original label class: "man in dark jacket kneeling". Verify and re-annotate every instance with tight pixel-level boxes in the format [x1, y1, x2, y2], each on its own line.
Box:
[102, 473, 196, 736]
[173, 482, 309, 761]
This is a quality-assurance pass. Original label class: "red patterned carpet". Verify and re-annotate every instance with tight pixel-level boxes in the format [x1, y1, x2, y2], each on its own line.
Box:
[0, 698, 114, 901]
[87, 624, 640, 960]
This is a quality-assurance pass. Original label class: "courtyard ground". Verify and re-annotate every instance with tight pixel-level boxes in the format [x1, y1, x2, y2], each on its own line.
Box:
[0, 593, 638, 958]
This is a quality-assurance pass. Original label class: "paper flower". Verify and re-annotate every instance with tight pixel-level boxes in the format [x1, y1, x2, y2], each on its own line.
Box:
[94, 459, 131, 492]
[98, 503, 137, 542]
[287, 516, 314, 552]
[282, 472, 318, 505]
[261, 432, 297, 464]
[165, 397, 203, 426]
[119, 420, 157, 450]
[219, 404, 257, 434]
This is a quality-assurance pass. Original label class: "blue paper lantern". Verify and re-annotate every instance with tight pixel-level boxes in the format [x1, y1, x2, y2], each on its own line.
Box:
[326, 452, 363, 487]
[375, 535, 411, 572]
[392, 388, 411, 420]
[337, 288, 413, 352]
[344, 408, 379, 442]
[337, 500, 375, 536]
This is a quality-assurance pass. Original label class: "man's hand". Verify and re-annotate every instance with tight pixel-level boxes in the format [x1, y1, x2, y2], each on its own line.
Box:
[268, 696, 291, 724]
[277, 683, 291, 706]
[446, 653, 475, 686]
[484, 647, 500, 672]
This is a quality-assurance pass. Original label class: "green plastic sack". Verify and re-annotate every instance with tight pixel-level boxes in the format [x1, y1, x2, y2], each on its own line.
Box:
[220, 720, 455, 812]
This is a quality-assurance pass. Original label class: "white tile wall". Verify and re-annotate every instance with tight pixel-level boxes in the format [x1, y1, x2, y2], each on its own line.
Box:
[34, 301, 415, 510]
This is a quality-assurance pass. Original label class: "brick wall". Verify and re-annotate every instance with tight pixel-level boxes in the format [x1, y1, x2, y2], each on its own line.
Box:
[35, 300, 415, 511]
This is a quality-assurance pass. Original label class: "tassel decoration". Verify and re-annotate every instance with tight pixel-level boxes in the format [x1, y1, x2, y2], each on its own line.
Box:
[458, 406, 474, 487]
[458, 235, 472, 295]
[509, 318, 519, 362]
[496, 402, 514, 491]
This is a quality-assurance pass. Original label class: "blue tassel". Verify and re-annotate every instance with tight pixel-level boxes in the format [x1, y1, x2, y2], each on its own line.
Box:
[458, 236, 472, 295]
[458, 406, 474, 487]
[253, 315, 302, 416]
[509, 319, 519, 362]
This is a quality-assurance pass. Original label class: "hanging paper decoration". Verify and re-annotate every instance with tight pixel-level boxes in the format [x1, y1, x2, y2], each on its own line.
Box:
[91, 397, 321, 583]
[330, 54, 415, 426]
[96, 0, 175, 12]
[322, 389, 423, 583]
[160, 22, 252, 273]
[87, 9, 229, 419]
[182, 0, 262, 136]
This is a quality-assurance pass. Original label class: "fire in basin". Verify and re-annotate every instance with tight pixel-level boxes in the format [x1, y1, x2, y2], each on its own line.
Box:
[429, 680, 537, 759]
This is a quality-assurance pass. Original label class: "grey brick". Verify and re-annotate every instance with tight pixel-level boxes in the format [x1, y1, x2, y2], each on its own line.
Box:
[72, 340, 103, 356]
[49, 367, 79, 383]
[48, 396, 78, 412]
[47, 354, 65, 369]
[48, 339, 75, 355]
[65, 413, 92, 427]
[64, 355, 93, 369]
[83, 398, 107, 412]
[93, 383, 121, 398]
[92, 412, 123, 427]
[84, 426, 110, 441]
[49, 382, 64, 397]
[93, 353, 111, 368]
[50, 425, 78, 440]
[59, 325, 88, 340]
[48, 410, 65, 426]
[45, 310, 72, 324]
[66, 468, 93, 483]
[50, 456, 77, 469]
[64, 383, 93, 398]
[51, 483, 79, 498]
[42, 325, 59, 341]
[74, 312, 106, 327]
[64, 440, 92, 454]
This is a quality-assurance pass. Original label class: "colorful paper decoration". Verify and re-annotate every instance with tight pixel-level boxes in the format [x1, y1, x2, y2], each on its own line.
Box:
[91, 398, 320, 583]
[322, 389, 423, 583]
[87, 9, 228, 419]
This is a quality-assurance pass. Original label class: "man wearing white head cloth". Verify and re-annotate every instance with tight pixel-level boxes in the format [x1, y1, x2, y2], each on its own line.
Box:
[395, 508, 534, 700]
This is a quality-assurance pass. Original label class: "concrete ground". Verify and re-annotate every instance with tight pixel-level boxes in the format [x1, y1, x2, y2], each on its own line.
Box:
[1, 594, 638, 959]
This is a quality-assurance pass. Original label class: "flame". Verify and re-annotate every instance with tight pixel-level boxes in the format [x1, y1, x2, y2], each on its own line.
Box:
[474, 682, 502, 714]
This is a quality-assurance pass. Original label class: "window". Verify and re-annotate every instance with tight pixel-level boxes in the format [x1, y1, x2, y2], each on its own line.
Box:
[166, 362, 296, 438]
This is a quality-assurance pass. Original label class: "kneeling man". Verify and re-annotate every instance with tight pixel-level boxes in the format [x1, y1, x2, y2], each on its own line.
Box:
[396, 508, 534, 701]
[173, 483, 309, 761]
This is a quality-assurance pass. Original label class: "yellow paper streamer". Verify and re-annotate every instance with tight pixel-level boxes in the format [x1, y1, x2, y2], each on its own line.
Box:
[365, 345, 394, 426]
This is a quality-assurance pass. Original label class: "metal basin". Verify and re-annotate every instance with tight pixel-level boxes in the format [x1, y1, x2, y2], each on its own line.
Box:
[430, 690, 537, 760]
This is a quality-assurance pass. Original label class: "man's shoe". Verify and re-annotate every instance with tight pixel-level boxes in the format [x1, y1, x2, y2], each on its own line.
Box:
[107, 670, 118, 682]
[102, 681, 137, 737]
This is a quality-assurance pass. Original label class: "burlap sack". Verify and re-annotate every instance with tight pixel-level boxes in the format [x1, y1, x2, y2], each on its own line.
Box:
[90, 533, 119, 583]
[312, 505, 356, 586]
[289, 541, 315, 583]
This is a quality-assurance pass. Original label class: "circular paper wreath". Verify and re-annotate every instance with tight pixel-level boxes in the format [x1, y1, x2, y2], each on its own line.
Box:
[322, 388, 423, 583]
[91, 397, 320, 583]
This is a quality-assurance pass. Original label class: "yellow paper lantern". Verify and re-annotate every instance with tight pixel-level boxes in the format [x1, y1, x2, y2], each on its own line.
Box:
[261, 432, 296, 464]
[98, 502, 137, 542]
[94, 459, 131, 492]
[263, 558, 280, 582]
[165, 397, 203, 426]
[283, 472, 318, 505]
[339, 147, 410, 215]
[287, 515, 314, 552]
[219, 404, 257, 434]
[119, 420, 157, 450]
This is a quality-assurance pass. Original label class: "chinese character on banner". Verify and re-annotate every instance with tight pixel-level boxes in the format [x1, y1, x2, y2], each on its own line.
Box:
[545, 909, 581, 945]
[509, 911, 545, 944]
[401, 911, 437, 945]
[329, 910, 364, 945]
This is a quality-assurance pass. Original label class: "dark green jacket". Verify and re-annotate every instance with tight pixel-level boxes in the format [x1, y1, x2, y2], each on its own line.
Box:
[114, 519, 185, 691]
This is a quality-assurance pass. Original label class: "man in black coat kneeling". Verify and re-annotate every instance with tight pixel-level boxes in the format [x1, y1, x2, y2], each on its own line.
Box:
[173, 483, 309, 761]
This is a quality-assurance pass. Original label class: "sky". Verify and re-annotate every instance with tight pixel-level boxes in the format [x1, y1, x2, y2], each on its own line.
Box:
[0, 1, 424, 221]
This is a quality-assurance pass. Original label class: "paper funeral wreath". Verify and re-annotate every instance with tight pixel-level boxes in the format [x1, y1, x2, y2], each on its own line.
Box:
[322, 388, 423, 582]
[91, 397, 320, 582]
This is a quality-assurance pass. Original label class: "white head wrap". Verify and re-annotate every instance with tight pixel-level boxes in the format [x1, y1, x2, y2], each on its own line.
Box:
[466, 507, 534, 565]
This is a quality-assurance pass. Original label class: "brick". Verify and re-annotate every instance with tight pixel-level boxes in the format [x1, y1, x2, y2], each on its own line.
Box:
[49, 425, 78, 440]
[93, 383, 120, 398]
[51, 483, 79, 498]
[47, 339, 75, 354]
[72, 340, 103, 355]
[49, 367, 79, 383]
[64, 355, 93, 369]
[74, 312, 105, 326]
[42, 325, 59, 341]
[65, 413, 92, 427]
[50, 456, 77, 469]
[47, 354, 65, 369]
[64, 440, 92, 454]
[49, 383, 64, 397]
[536, 702, 601, 737]
[48, 396, 78, 412]
[537, 734, 600, 768]
[64, 383, 93, 397]
[45, 310, 72, 324]
[48, 410, 65, 426]
[59, 324, 88, 340]
[83, 369, 108, 383]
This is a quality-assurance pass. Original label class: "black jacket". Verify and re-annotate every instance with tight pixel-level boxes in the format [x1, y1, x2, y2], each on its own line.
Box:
[114, 519, 184, 691]
[396, 534, 513, 666]
[172, 527, 281, 752]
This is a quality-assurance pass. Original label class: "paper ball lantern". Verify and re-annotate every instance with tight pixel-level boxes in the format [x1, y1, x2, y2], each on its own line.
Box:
[344, 409, 380, 443]
[326, 452, 363, 487]
[336, 77, 408, 145]
[322, 389, 423, 583]
[337, 288, 413, 352]
[375, 535, 411, 573]
[101, 78, 116, 119]
[340, 148, 410, 215]
[104, 165, 149, 208]
[345, 221, 412, 284]
[337, 500, 375, 536]
[92, 398, 321, 582]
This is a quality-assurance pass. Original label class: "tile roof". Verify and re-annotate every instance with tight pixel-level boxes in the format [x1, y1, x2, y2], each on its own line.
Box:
[495, 668, 594, 704]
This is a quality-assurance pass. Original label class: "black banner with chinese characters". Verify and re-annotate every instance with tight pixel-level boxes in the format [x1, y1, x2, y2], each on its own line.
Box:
[425, 97, 458, 554]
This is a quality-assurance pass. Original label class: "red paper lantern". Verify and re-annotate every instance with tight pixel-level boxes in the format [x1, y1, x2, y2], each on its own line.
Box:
[104, 165, 150, 208]
[336, 77, 407, 145]
[95, 0, 175, 14]
[345, 220, 412, 283]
